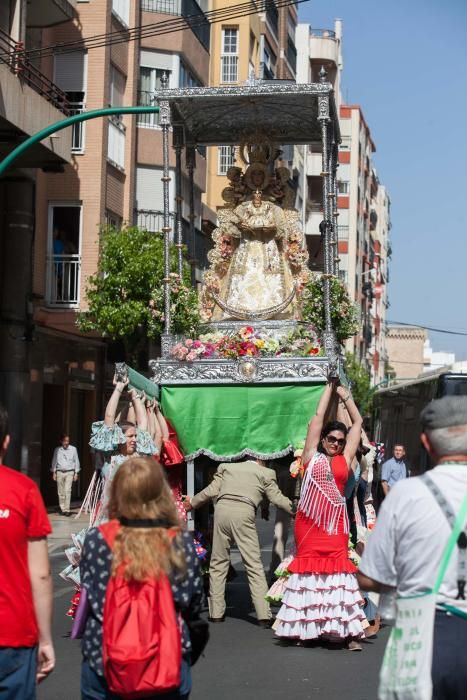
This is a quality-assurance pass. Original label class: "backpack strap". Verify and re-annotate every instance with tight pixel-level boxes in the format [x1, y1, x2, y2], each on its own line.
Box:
[421, 474, 467, 603]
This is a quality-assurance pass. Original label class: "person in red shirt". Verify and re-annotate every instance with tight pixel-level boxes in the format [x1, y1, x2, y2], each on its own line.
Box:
[0, 404, 55, 698]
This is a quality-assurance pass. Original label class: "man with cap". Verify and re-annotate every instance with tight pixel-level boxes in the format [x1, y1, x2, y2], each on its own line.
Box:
[184, 458, 293, 626]
[357, 396, 467, 699]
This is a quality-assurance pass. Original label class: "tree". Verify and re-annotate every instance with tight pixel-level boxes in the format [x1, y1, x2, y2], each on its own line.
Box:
[78, 225, 199, 366]
[344, 352, 374, 417]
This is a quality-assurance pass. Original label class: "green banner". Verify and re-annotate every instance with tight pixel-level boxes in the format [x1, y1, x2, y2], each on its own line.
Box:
[161, 383, 325, 459]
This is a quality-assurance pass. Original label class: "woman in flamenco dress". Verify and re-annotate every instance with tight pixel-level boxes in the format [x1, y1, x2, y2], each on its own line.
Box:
[274, 381, 367, 650]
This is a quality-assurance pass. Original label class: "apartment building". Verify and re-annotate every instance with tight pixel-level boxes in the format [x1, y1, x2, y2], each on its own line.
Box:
[204, 0, 299, 212]
[1, 0, 212, 498]
[295, 20, 391, 376]
[295, 20, 342, 269]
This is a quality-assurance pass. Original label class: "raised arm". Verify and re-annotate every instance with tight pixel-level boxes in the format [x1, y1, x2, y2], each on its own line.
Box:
[128, 388, 148, 432]
[336, 385, 363, 465]
[104, 377, 127, 427]
[155, 402, 170, 441]
[302, 382, 334, 464]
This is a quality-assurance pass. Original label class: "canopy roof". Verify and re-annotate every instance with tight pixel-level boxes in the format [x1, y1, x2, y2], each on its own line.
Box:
[156, 81, 340, 146]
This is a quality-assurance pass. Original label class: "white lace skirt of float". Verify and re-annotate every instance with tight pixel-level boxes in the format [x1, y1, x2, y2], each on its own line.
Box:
[273, 572, 366, 640]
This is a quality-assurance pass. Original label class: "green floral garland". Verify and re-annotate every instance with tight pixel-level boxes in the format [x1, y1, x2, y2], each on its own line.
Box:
[299, 276, 359, 343]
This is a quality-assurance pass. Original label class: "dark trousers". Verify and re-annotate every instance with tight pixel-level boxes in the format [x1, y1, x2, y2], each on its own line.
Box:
[432, 610, 467, 699]
[0, 646, 37, 700]
[81, 657, 191, 700]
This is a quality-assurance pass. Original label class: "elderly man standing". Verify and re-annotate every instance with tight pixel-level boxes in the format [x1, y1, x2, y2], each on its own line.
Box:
[51, 434, 80, 516]
[184, 459, 293, 626]
[358, 396, 467, 699]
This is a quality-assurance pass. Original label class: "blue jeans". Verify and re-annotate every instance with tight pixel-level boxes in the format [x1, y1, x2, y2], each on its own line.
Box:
[0, 646, 37, 700]
[81, 657, 191, 700]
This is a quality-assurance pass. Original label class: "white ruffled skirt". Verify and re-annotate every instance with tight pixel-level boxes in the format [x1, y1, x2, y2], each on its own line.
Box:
[274, 572, 366, 640]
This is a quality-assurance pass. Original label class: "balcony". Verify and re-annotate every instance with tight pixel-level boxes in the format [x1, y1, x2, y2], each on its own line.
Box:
[27, 0, 76, 28]
[135, 209, 176, 240]
[0, 28, 70, 115]
[142, 0, 210, 51]
[46, 255, 81, 308]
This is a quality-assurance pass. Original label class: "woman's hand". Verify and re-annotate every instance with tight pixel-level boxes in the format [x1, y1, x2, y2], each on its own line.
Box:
[336, 385, 351, 403]
[113, 374, 128, 393]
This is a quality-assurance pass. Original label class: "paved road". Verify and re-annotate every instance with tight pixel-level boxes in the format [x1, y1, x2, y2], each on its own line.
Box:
[39, 510, 387, 700]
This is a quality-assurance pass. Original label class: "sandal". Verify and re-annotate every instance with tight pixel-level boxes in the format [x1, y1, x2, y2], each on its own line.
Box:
[348, 640, 363, 651]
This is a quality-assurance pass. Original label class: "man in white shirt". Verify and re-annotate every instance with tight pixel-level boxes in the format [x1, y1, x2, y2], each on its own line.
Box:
[358, 396, 467, 699]
[51, 434, 80, 516]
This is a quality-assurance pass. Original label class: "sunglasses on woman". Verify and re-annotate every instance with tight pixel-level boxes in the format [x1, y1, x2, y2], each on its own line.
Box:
[325, 435, 346, 446]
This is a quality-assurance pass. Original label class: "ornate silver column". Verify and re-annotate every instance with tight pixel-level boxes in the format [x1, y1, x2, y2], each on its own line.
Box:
[318, 68, 338, 375]
[174, 125, 184, 280]
[186, 145, 197, 286]
[159, 74, 172, 343]
[186, 458, 195, 532]
[330, 134, 339, 276]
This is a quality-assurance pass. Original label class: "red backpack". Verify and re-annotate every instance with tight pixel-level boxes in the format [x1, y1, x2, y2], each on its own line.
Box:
[99, 520, 182, 699]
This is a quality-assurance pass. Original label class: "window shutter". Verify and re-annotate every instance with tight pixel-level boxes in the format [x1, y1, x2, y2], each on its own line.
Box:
[136, 166, 175, 211]
[54, 52, 86, 92]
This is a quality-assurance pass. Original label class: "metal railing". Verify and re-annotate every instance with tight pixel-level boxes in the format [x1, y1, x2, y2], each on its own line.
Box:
[46, 255, 81, 307]
[142, 0, 210, 51]
[0, 27, 70, 115]
[135, 209, 175, 238]
[309, 28, 337, 39]
[137, 91, 159, 127]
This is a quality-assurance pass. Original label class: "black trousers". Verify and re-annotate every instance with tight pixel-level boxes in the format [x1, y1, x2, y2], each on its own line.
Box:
[432, 610, 467, 699]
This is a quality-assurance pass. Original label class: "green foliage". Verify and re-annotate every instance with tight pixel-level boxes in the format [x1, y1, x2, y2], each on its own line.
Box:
[300, 276, 359, 343]
[344, 351, 374, 416]
[78, 226, 199, 355]
[148, 274, 201, 338]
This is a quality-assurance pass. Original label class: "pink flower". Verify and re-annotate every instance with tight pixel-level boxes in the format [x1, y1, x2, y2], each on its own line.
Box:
[186, 351, 197, 361]
[193, 340, 202, 349]
[185, 338, 194, 347]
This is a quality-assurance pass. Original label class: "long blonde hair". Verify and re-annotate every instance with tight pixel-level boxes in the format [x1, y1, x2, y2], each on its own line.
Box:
[108, 456, 185, 581]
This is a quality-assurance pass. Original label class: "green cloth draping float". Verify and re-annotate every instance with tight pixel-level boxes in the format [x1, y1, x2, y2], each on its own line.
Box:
[161, 383, 325, 461]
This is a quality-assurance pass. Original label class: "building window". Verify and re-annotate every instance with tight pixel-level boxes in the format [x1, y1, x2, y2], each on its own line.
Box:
[218, 145, 235, 175]
[338, 181, 349, 194]
[54, 51, 87, 153]
[105, 210, 123, 229]
[137, 67, 171, 127]
[109, 64, 126, 109]
[261, 39, 276, 80]
[108, 118, 126, 170]
[179, 62, 201, 88]
[221, 28, 238, 83]
[47, 204, 82, 307]
[112, 0, 130, 26]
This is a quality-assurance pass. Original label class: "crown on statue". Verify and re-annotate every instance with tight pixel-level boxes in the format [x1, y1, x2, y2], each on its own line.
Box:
[239, 132, 276, 166]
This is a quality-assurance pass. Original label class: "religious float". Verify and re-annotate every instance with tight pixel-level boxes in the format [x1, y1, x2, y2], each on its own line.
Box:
[121, 73, 357, 529]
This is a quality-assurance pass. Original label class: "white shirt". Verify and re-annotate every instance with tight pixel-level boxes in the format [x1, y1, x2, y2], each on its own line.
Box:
[51, 445, 80, 473]
[360, 463, 467, 614]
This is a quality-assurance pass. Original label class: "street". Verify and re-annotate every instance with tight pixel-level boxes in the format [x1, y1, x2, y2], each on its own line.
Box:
[40, 510, 387, 700]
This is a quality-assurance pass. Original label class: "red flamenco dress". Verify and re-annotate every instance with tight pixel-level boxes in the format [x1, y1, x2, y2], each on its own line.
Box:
[274, 452, 366, 641]
[159, 420, 187, 524]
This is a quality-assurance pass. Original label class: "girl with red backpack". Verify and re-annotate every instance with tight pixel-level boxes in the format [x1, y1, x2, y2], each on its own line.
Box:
[79, 456, 204, 700]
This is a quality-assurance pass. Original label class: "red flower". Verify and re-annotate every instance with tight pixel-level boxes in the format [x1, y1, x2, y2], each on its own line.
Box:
[309, 347, 320, 355]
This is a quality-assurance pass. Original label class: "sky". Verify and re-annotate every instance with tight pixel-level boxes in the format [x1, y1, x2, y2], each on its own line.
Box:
[299, 0, 467, 360]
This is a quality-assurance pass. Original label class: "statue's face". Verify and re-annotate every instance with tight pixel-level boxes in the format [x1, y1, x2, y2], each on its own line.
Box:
[251, 170, 264, 187]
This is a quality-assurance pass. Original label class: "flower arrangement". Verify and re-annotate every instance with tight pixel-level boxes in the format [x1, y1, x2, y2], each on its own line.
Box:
[299, 276, 359, 343]
[148, 274, 201, 338]
[170, 324, 322, 362]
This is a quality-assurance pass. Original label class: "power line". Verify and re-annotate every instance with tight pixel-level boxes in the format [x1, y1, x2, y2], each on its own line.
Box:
[387, 320, 467, 338]
[0, 0, 308, 61]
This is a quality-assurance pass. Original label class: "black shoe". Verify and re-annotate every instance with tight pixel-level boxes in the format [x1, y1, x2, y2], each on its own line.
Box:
[257, 619, 273, 628]
[208, 616, 225, 623]
[64, 511, 72, 517]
